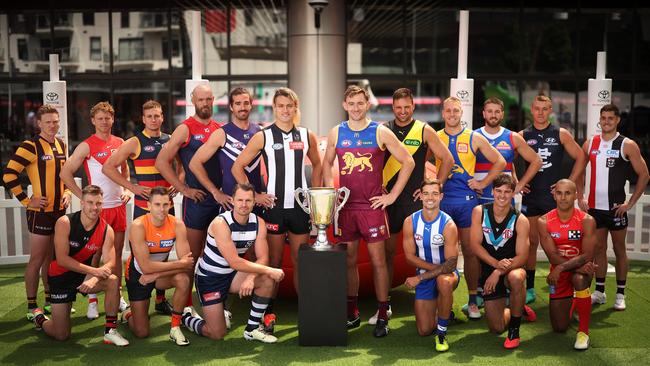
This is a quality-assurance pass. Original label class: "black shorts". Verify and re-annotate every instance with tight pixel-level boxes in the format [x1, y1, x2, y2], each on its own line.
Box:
[479, 266, 508, 301]
[125, 265, 156, 302]
[521, 194, 555, 217]
[48, 272, 86, 304]
[386, 202, 420, 234]
[262, 205, 310, 235]
[195, 272, 236, 306]
[588, 208, 628, 231]
[26, 210, 65, 235]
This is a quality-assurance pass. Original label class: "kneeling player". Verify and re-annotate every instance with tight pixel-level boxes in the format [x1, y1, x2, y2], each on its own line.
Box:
[538, 179, 596, 350]
[470, 173, 535, 349]
[33, 185, 129, 346]
[182, 183, 285, 343]
[122, 187, 195, 345]
[403, 179, 459, 352]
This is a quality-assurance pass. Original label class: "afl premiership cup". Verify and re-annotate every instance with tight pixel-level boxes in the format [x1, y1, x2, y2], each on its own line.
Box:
[294, 187, 350, 250]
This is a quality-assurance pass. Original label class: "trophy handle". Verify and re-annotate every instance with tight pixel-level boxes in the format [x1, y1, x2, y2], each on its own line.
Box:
[335, 187, 350, 214]
[294, 187, 310, 214]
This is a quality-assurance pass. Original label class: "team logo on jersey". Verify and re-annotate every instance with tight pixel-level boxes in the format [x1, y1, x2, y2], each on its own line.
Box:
[160, 239, 174, 248]
[289, 141, 304, 150]
[503, 229, 513, 239]
[414, 234, 423, 241]
[526, 139, 537, 145]
[545, 137, 558, 145]
[204, 128, 211, 133]
[341, 139, 352, 147]
[143, 145, 155, 152]
[496, 141, 511, 150]
[568, 230, 581, 240]
[403, 139, 421, 146]
[340, 152, 373, 175]
[557, 244, 580, 258]
[193, 134, 205, 141]
[96, 152, 108, 158]
[271, 143, 283, 150]
[70, 240, 81, 248]
[606, 157, 616, 168]
[432, 234, 444, 246]
[41, 154, 54, 161]
[202, 291, 221, 302]
[379, 225, 386, 235]
[606, 149, 619, 157]
[457, 143, 468, 153]
[450, 164, 466, 176]
[550, 232, 561, 239]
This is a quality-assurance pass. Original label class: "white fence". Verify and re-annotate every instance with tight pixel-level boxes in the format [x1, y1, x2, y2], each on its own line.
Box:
[0, 183, 649, 265]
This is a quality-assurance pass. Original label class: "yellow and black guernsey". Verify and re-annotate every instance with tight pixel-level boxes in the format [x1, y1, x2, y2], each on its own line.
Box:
[2, 136, 67, 212]
[383, 119, 427, 204]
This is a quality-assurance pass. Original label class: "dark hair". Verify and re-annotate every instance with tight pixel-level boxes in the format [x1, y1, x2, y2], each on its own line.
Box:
[232, 182, 256, 196]
[492, 173, 516, 191]
[229, 87, 253, 107]
[149, 186, 170, 200]
[420, 178, 442, 192]
[392, 88, 413, 103]
[36, 104, 59, 121]
[600, 104, 620, 117]
[82, 184, 103, 197]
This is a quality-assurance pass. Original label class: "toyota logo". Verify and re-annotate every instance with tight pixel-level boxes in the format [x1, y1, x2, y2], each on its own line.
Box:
[598, 90, 610, 99]
[45, 92, 59, 102]
[461, 121, 468, 128]
[456, 90, 469, 100]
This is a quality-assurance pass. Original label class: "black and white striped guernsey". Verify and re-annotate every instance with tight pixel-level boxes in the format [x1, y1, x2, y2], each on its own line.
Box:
[196, 211, 259, 277]
[261, 124, 310, 209]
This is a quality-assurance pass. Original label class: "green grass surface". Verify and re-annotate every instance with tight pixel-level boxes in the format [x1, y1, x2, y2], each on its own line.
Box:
[1, 262, 650, 365]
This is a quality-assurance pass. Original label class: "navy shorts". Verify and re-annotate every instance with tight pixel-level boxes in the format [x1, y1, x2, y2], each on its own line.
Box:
[440, 195, 479, 228]
[521, 193, 555, 217]
[195, 272, 236, 306]
[48, 272, 86, 304]
[125, 264, 156, 302]
[183, 196, 223, 230]
[588, 208, 628, 231]
[479, 266, 509, 301]
[415, 269, 460, 300]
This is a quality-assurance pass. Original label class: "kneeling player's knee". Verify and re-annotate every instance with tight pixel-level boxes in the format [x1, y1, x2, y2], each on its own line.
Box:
[133, 328, 149, 338]
[507, 269, 526, 285]
[106, 274, 119, 289]
[204, 325, 226, 340]
[417, 324, 434, 337]
[174, 272, 190, 288]
[572, 274, 589, 290]
[53, 330, 71, 341]
[436, 276, 454, 292]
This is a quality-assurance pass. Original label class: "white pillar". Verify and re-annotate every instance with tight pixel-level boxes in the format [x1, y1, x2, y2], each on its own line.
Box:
[449, 10, 474, 129]
[43, 54, 68, 147]
[186, 11, 208, 119]
[587, 51, 612, 139]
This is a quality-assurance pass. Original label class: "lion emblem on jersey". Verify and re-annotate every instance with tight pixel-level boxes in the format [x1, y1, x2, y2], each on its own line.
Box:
[340, 152, 373, 175]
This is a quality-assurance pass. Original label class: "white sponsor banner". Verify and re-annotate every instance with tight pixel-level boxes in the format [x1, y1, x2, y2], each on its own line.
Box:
[42, 81, 68, 146]
[587, 78, 612, 140]
[450, 78, 475, 130]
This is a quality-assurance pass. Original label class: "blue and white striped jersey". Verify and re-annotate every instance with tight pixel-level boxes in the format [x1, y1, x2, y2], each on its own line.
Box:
[411, 209, 453, 274]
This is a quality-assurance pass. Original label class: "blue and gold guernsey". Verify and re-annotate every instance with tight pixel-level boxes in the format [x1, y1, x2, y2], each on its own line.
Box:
[436, 128, 477, 201]
[335, 121, 385, 210]
[475, 127, 515, 204]
[412, 209, 452, 272]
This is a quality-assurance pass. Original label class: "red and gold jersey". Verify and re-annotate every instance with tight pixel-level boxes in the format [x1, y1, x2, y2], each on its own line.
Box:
[545, 208, 586, 261]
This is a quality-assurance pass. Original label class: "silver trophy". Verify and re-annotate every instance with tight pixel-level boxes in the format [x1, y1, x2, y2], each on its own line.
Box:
[295, 187, 350, 250]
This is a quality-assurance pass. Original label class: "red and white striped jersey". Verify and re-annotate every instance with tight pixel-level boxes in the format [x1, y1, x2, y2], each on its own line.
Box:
[587, 133, 630, 210]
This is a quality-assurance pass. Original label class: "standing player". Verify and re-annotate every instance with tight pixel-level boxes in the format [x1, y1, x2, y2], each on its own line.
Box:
[578, 104, 649, 310]
[121, 187, 194, 346]
[181, 183, 285, 343]
[519, 95, 586, 304]
[538, 179, 596, 350]
[475, 97, 542, 204]
[3, 105, 71, 319]
[103, 100, 179, 315]
[322, 85, 415, 337]
[436, 96, 505, 319]
[32, 185, 129, 346]
[156, 84, 222, 316]
[376, 88, 453, 326]
[60, 101, 130, 317]
[403, 179, 459, 352]
[232, 87, 322, 333]
[469, 173, 535, 349]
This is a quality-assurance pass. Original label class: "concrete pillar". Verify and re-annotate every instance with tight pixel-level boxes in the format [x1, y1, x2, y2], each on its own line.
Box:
[288, 0, 346, 136]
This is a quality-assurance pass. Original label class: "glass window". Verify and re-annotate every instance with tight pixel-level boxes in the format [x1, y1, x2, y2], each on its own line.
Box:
[112, 81, 171, 139]
[577, 80, 632, 141]
[90, 37, 101, 61]
[521, 8, 577, 75]
[468, 9, 521, 75]
[113, 11, 170, 75]
[632, 81, 650, 162]
[578, 9, 634, 76]
[7, 12, 51, 75]
[83, 12, 95, 26]
[169, 80, 229, 126]
[637, 9, 650, 75]
[121, 12, 129, 28]
[520, 80, 577, 133]
[170, 10, 190, 75]
[65, 81, 111, 144]
[230, 4, 287, 75]
[476, 80, 522, 131]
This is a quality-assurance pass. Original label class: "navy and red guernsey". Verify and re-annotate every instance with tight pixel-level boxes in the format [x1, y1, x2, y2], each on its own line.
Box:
[178, 116, 221, 190]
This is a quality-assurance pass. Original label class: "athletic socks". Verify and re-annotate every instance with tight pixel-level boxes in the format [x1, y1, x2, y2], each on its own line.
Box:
[595, 277, 606, 293]
[105, 315, 118, 334]
[468, 293, 478, 305]
[182, 312, 205, 336]
[246, 294, 271, 332]
[574, 288, 592, 335]
[265, 299, 275, 315]
[34, 313, 47, 328]
[171, 311, 182, 328]
[88, 294, 99, 304]
[186, 292, 193, 307]
[347, 296, 359, 318]
[526, 270, 536, 290]
[437, 317, 449, 336]
[377, 301, 389, 321]
[508, 315, 521, 339]
[27, 297, 37, 311]
[616, 279, 626, 295]
[156, 289, 166, 304]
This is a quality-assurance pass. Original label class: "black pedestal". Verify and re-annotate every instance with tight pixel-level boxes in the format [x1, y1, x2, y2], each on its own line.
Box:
[298, 244, 347, 346]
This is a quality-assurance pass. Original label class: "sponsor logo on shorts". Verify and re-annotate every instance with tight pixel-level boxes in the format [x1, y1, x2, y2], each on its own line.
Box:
[368, 227, 378, 233]
[70, 241, 81, 248]
[160, 239, 175, 248]
[202, 291, 221, 302]
[370, 232, 378, 238]
[341, 139, 352, 147]
[289, 141, 304, 150]
[143, 145, 155, 152]
[432, 234, 444, 246]
[457, 143, 468, 153]
[379, 225, 386, 235]
[267, 223, 279, 231]
[51, 293, 68, 300]
[41, 154, 54, 161]
[272, 143, 283, 150]
[526, 139, 537, 145]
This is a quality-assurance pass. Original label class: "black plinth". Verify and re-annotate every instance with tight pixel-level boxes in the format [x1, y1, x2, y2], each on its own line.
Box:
[298, 243, 347, 346]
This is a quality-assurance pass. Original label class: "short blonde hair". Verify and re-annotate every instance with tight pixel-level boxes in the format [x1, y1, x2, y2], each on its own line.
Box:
[142, 100, 162, 114]
[344, 85, 369, 101]
[443, 96, 462, 108]
[91, 101, 115, 117]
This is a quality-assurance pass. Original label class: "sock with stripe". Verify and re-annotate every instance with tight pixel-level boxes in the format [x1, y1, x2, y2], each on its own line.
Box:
[34, 313, 47, 328]
[526, 270, 536, 290]
[347, 296, 359, 318]
[574, 288, 592, 335]
[508, 315, 521, 339]
[246, 294, 271, 332]
[595, 277, 606, 293]
[186, 292, 193, 307]
[437, 317, 449, 337]
[171, 311, 182, 328]
[104, 314, 118, 334]
[377, 301, 389, 321]
[182, 312, 205, 336]
[27, 297, 37, 311]
[88, 294, 99, 304]
[156, 289, 166, 304]
[616, 279, 626, 295]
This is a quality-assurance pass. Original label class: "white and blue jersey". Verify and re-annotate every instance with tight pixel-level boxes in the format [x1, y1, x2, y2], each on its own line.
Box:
[475, 126, 515, 204]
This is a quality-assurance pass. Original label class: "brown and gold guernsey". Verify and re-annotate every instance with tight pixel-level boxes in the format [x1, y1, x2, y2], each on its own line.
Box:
[335, 121, 385, 210]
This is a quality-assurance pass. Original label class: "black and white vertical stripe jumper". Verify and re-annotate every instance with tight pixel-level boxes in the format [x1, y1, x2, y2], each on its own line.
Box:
[261, 124, 310, 209]
[196, 211, 259, 277]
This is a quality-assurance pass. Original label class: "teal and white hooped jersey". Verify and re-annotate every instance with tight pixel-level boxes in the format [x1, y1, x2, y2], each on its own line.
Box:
[411, 209, 453, 274]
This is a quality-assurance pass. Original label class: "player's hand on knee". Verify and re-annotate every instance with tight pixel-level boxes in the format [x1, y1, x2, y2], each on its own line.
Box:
[497, 259, 512, 272]
[576, 262, 596, 275]
[179, 252, 195, 269]
[78, 276, 99, 293]
[484, 271, 500, 295]
[266, 267, 285, 282]
[139, 273, 157, 285]
[239, 277, 255, 298]
[405, 276, 420, 289]
[94, 265, 111, 279]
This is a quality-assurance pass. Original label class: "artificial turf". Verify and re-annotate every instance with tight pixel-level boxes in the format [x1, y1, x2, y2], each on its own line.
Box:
[1, 262, 649, 365]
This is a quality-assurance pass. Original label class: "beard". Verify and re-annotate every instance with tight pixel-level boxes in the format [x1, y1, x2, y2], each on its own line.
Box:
[196, 106, 212, 119]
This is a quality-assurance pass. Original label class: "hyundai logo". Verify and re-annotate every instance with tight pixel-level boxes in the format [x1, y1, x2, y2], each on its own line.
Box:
[456, 90, 470, 100]
[598, 90, 610, 99]
[45, 92, 59, 102]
